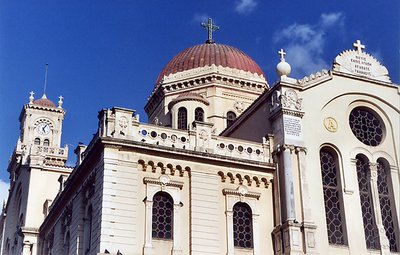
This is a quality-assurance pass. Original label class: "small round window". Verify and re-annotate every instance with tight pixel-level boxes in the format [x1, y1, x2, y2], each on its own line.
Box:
[349, 107, 384, 146]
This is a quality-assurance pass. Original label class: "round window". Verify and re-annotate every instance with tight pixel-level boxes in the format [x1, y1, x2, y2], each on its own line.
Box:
[349, 107, 384, 146]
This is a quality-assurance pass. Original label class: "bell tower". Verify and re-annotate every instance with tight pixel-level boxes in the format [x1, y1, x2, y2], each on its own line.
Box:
[2, 92, 71, 255]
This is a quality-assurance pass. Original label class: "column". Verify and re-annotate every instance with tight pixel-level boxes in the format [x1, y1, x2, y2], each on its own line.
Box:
[172, 203, 182, 255]
[143, 200, 153, 252]
[22, 242, 31, 255]
[296, 147, 318, 254]
[253, 214, 260, 255]
[369, 163, 390, 254]
[281, 145, 296, 221]
[226, 211, 234, 255]
[276, 144, 303, 255]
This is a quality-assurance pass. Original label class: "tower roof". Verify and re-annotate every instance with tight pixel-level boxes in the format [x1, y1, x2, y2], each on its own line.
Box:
[155, 43, 265, 86]
[33, 95, 56, 108]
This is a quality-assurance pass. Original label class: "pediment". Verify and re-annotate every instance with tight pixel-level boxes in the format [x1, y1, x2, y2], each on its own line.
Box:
[333, 49, 391, 83]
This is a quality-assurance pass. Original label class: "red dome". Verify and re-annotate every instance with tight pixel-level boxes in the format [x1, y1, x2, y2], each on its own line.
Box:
[34, 98, 56, 108]
[155, 43, 265, 85]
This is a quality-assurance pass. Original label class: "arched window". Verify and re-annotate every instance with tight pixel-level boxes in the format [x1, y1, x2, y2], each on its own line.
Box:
[43, 139, 50, 146]
[34, 138, 41, 145]
[177, 107, 187, 130]
[377, 159, 398, 252]
[356, 155, 380, 250]
[63, 231, 70, 255]
[152, 192, 173, 239]
[319, 148, 346, 245]
[84, 205, 93, 253]
[194, 107, 204, 122]
[227, 111, 237, 128]
[233, 202, 253, 248]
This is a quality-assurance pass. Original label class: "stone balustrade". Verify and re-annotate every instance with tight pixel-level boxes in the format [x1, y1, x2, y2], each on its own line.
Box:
[98, 107, 272, 163]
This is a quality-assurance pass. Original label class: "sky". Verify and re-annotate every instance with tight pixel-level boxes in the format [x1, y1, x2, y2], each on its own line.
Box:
[0, 0, 399, 203]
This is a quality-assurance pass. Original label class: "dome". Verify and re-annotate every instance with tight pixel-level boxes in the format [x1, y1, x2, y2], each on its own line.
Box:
[155, 43, 265, 86]
[33, 96, 56, 108]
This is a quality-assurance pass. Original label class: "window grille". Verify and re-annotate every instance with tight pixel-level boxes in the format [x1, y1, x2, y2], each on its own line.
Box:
[152, 192, 173, 239]
[195, 107, 204, 122]
[233, 202, 253, 248]
[320, 149, 346, 245]
[178, 107, 187, 130]
[349, 108, 383, 146]
[227, 111, 237, 128]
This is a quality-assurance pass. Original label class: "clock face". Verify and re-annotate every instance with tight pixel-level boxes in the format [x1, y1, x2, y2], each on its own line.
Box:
[37, 123, 51, 135]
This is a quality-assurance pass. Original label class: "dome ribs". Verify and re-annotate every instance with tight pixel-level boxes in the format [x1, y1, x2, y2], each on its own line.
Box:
[155, 43, 265, 86]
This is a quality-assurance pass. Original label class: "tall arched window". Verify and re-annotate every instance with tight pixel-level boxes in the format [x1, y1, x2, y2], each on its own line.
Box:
[377, 159, 398, 252]
[152, 192, 173, 239]
[84, 205, 93, 253]
[227, 111, 237, 128]
[194, 107, 204, 122]
[63, 231, 70, 255]
[43, 139, 50, 146]
[177, 107, 187, 130]
[233, 202, 253, 248]
[34, 138, 41, 145]
[356, 155, 380, 250]
[319, 148, 346, 245]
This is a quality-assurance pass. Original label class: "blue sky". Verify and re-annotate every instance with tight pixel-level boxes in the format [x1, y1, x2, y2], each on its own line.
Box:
[0, 0, 399, 201]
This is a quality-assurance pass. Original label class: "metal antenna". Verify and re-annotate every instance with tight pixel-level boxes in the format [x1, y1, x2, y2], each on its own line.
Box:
[43, 63, 49, 97]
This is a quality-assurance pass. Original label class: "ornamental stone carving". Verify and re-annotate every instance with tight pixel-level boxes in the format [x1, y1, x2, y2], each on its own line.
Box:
[281, 89, 302, 111]
[234, 101, 246, 113]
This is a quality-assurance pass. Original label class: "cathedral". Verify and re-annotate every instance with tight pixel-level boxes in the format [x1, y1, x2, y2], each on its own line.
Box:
[0, 19, 399, 255]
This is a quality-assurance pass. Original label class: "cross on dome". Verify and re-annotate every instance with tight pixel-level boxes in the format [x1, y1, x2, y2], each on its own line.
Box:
[353, 40, 365, 53]
[278, 49, 286, 61]
[201, 18, 219, 44]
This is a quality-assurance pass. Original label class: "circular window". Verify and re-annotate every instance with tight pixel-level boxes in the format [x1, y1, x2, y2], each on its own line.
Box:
[150, 131, 157, 138]
[349, 107, 384, 146]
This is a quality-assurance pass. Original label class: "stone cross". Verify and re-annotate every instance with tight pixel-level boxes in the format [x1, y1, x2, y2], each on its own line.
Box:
[201, 18, 219, 43]
[353, 40, 365, 53]
[29, 91, 35, 103]
[58, 95, 64, 108]
[278, 49, 286, 61]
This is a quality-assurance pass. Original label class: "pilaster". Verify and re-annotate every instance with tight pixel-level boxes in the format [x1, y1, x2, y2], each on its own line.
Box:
[369, 163, 390, 254]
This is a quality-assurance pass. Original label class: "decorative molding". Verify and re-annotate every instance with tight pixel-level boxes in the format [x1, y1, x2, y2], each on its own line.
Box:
[333, 50, 391, 83]
[297, 69, 330, 85]
[281, 89, 302, 111]
[143, 175, 184, 190]
[223, 185, 261, 199]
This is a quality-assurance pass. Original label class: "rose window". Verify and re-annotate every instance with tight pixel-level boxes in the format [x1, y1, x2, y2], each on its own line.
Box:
[349, 108, 383, 146]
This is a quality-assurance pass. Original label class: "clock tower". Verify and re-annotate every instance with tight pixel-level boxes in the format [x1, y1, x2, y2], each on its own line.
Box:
[3, 92, 71, 255]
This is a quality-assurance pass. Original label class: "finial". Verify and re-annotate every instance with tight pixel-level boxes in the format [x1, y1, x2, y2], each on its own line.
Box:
[42, 63, 49, 97]
[58, 95, 64, 108]
[276, 48, 291, 77]
[201, 18, 219, 44]
[353, 40, 365, 54]
[29, 91, 35, 104]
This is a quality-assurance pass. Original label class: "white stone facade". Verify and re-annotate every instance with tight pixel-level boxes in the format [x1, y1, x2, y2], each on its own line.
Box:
[0, 40, 399, 255]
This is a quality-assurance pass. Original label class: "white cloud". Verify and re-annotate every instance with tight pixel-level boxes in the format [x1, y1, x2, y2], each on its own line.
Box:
[273, 12, 345, 78]
[235, 0, 257, 15]
[320, 13, 344, 27]
[192, 13, 209, 24]
[0, 179, 9, 206]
